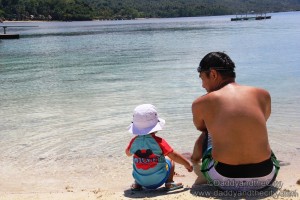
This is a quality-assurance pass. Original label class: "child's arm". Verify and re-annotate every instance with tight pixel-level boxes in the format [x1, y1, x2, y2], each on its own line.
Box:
[167, 150, 193, 172]
[125, 148, 132, 157]
[125, 137, 137, 157]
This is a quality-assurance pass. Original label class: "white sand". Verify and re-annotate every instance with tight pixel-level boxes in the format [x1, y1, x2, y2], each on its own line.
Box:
[0, 147, 299, 200]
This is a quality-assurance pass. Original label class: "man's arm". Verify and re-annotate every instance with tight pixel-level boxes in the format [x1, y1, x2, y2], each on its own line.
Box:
[191, 131, 207, 163]
[191, 96, 209, 163]
[192, 98, 207, 132]
[264, 90, 271, 121]
[257, 88, 271, 121]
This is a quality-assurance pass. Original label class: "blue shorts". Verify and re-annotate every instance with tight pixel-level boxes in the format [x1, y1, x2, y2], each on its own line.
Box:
[142, 159, 172, 189]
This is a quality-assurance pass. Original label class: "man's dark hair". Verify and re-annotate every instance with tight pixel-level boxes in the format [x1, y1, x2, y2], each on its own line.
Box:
[198, 52, 236, 78]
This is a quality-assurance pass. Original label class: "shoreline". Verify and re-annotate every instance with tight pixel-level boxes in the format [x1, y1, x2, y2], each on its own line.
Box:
[0, 18, 154, 24]
[1, 20, 57, 23]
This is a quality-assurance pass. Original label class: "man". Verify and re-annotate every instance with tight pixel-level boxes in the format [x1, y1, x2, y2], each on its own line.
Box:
[191, 52, 280, 191]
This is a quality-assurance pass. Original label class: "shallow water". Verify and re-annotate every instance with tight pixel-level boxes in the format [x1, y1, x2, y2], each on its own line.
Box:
[1, 12, 300, 178]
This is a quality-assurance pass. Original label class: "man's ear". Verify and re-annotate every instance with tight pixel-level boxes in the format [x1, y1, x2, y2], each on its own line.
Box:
[210, 69, 218, 80]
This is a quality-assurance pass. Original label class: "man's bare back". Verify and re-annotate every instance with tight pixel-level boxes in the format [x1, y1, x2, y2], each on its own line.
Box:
[191, 52, 279, 190]
[192, 83, 272, 165]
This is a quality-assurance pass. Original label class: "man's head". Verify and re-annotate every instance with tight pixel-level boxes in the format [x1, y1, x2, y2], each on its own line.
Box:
[197, 52, 236, 79]
[197, 52, 236, 92]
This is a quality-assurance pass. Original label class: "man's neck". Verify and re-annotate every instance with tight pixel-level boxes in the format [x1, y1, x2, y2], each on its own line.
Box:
[212, 79, 235, 92]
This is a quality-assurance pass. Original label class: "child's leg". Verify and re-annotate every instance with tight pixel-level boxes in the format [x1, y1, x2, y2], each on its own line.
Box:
[166, 158, 175, 183]
[165, 158, 183, 190]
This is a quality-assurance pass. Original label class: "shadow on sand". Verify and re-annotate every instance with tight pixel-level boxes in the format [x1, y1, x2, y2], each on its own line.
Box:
[124, 184, 280, 199]
[124, 186, 189, 198]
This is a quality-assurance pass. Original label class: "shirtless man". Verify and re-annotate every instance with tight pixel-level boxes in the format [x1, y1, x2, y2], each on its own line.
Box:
[191, 52, 280, 191]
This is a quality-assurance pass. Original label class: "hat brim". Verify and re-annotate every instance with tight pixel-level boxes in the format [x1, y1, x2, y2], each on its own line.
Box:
[128, 118, 165, 135]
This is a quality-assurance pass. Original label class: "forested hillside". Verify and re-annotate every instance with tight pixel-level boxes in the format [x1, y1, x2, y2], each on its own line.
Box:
[1, 0, 300, 21]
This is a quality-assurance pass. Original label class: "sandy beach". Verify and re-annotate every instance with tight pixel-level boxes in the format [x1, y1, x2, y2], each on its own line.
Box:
[0, 144, 299, 200]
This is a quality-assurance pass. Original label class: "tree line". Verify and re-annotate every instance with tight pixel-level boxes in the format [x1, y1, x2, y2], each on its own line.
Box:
[1, 0, 300, 21]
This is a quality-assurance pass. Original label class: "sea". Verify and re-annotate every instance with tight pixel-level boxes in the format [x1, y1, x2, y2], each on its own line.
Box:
[0, 12, 299, 183]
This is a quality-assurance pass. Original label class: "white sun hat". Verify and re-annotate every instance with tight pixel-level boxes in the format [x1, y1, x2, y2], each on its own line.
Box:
[128, 104, 165, 135]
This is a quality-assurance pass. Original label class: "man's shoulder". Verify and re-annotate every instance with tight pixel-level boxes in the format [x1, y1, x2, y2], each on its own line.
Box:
[192, 93, 210, 107]
[231, 84, 269, 95]
[243, 85, 270, 96]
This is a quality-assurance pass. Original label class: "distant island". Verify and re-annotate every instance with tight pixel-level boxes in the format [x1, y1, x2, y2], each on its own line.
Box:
[1, 0, 300, 21]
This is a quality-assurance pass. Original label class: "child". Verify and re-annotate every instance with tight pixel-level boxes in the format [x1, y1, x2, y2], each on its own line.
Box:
[125, 104, 193, 191]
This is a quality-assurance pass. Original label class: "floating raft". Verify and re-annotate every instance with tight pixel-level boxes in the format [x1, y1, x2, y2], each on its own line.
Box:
[231, 14, 271, 21]
[0, 25, 38, 39]
[0, 34, 19, 39]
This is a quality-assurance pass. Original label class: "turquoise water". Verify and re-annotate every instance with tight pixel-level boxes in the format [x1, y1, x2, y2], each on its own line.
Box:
[0, 12, 299, 169]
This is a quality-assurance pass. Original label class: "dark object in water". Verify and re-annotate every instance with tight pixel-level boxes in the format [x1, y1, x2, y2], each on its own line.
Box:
[0, 34, 20, 39]
[231, 13, 271, 21]
[0, 25, 38, 39]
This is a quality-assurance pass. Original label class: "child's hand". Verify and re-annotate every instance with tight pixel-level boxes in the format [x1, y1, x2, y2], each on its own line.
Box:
[186, 164, 193, 172]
